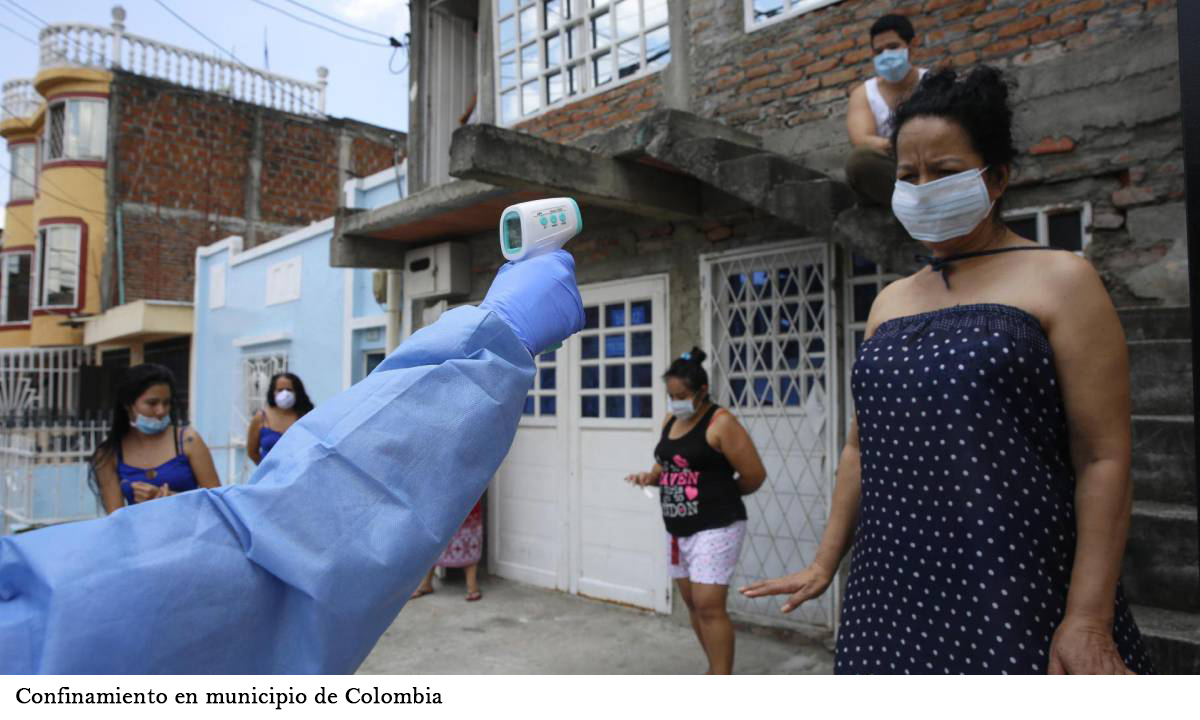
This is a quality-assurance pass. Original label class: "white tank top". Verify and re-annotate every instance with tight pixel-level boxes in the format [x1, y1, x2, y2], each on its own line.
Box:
[866, 68, 927, 138]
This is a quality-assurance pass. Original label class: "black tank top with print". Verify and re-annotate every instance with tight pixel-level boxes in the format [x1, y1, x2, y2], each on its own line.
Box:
[654, 405, 747, 537]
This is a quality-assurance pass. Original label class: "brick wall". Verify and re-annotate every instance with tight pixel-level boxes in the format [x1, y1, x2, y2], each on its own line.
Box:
[513, 73, 664, 142]
[111, 72, 400, 304]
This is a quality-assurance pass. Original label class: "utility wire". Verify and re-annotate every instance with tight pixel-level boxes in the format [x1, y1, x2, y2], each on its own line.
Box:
[0, 158, 106, 215]
[248, 0, 392, 47]
[278, 0, 395, 40]
[2, 0, 46, 27]
[0, 17, 36, 44]
[0, 1, 40, 32]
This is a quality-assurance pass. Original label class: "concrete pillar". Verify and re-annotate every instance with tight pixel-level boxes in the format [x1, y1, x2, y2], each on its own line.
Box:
[243, 111, 265, 247]
[664, 0, 692, 113]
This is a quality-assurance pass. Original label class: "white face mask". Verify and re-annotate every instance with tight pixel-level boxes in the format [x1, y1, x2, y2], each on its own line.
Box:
[274, 389, 296, 410]
[891, 167, 995, 244]
[874, 47, 911, 84]
[668, 397, 696, 420]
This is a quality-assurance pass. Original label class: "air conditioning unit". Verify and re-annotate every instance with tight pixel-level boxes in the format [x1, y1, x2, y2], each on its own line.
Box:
[403, 242, 470, 300]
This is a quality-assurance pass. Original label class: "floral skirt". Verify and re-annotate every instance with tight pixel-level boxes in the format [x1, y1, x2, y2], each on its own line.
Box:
[436, 500, 483, 568]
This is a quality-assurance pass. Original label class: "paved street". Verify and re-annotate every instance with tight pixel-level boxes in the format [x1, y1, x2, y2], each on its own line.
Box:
[359, 575, 834, 674]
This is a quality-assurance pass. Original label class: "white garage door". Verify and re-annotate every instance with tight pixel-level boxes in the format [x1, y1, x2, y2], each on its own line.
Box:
[490, 275, 671, 612]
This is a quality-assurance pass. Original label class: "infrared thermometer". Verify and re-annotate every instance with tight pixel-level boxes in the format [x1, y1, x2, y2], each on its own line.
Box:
[499, 197, 583, 263]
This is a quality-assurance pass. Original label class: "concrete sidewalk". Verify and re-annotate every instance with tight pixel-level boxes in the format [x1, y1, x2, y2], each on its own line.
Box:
[359, 575, 834, 674]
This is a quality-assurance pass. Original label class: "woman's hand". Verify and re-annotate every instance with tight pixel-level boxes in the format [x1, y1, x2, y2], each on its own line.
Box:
[739, 562, 834, 613]
[1048, 615, 1134, 675]
[624, 471, 658, 487]
[130, 482, 160, 504]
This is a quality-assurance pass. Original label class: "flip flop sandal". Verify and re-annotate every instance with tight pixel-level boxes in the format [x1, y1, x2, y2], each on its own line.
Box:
[410, 587, 434, 599]
[465, 590, 482, 602]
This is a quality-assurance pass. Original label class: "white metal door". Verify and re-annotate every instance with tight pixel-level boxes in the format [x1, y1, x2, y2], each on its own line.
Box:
[490, 275, 671, 612]
[700, 241, 838, 631]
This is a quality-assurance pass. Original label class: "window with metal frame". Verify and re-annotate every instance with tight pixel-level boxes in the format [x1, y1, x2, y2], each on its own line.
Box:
[1004, 203, 1092, 254]
[8, 144, 35, 201]
[521, 348, 561, 418]
[242, 353, 289, 424]
[35, 225, 81, 309]
[842, 252, 899, 432]
[577, 297, 655, 419]
[745, 0, 845, 31]
[494, 0, 669, 125]
[43, 98, 107, 163]
[0, 251, 32, 325]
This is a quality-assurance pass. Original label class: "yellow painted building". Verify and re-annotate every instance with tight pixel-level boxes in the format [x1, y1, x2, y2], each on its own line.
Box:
[2, 67, 111, 349]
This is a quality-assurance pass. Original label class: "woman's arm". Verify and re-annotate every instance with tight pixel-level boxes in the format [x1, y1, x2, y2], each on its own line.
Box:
[847, 84, 891, 154]
[1043, 255, 1135, 674]
[708, 411, 766, 495]
[183, 427, 222, 490]
[93, 452, 125, 515]
[246, 412, 263, 465]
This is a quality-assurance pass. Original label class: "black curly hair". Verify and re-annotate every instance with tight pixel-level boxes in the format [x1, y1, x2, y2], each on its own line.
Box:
[890, 66, 1018, 217]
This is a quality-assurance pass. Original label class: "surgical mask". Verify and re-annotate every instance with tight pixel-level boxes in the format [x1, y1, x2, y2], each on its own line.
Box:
[874, 48, 911, 84]
[274, 390, 296, 410]
[891, 167, 995, 244]
[131, 413, 171, 435]
[668, 397, 696, 420]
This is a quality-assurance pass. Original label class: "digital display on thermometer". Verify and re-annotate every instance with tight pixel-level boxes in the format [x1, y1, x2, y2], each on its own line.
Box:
[499, 197, 582, 263]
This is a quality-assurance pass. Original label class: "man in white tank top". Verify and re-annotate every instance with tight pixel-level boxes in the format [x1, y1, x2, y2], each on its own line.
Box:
[844, 14, 926, 206]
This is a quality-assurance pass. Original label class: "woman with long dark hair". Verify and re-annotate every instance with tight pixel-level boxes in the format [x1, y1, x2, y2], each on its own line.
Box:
[624, 347, 766, 674]
[247, 372, 314, 464]
[91, 363, 220, 514]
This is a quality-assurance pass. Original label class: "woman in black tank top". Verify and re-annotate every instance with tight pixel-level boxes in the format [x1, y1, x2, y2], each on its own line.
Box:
[624, 348, 766, 674]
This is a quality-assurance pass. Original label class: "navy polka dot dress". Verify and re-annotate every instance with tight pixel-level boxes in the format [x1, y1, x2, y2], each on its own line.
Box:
[837, 304, 1153, 675]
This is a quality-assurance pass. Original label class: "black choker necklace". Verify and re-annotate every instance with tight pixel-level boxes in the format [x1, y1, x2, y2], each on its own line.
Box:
[915, 246, 1059, 288]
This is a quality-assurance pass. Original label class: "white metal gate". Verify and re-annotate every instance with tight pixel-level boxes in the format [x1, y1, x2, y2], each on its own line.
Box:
[700, 241, 838, 631]
[1, 419, 106, 533]
[216, 352, 290, 486]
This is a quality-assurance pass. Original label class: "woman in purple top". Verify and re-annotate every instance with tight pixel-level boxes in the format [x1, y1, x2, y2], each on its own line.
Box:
[247, 372, 314, 464]
[91, 364, 220, 513]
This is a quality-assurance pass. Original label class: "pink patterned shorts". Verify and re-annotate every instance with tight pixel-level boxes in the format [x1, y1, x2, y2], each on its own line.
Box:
[666, 520, 746, 585]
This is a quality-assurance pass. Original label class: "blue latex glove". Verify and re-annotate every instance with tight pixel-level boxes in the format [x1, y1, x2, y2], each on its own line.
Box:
[480, 249, 585, 357]
[0, 302, 543, 673]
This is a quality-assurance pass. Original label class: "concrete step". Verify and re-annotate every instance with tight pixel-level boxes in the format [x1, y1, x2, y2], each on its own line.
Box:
[1128, 339, 1193, 416]
[1119, 305, 1191, 342]
[1122, 501, 1200, 612]
[1132, 416, 1198, 505]
[1132, 605, 1200, 674]
[715, 152, 826, 210]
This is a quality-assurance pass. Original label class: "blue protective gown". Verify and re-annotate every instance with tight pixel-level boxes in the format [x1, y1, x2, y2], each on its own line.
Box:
[0, 251, 583, 674]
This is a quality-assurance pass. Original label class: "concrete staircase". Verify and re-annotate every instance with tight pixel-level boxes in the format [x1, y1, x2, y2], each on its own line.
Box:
[1120, 306, 1200, 673]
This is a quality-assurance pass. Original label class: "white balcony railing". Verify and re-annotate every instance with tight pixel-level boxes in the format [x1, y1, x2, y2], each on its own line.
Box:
[1, 79, 38, 121]
[30, 6, 327, 118]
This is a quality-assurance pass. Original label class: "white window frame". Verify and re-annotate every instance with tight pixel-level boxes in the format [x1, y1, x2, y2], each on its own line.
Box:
[265, 257, 302, 306]
[1003, 202, 1093, 255]
[242, 352, 289, 424]
[43, 97, 108, 164]
[0, 250, 33, 325]
[34, 224, 82, 310]
[744, 0, 846, 33]
[493, 0, 671, 126]
[8, 143, 36, 201]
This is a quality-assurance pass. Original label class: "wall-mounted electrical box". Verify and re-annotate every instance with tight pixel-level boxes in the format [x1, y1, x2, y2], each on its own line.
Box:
[402, 242, 471, 300]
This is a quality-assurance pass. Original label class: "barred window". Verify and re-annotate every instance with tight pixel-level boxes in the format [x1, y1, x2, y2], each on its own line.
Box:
[44, 98, 107, 163]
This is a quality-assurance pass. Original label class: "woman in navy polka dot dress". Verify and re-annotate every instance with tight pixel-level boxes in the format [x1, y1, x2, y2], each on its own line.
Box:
[742, 66, 1153, 674]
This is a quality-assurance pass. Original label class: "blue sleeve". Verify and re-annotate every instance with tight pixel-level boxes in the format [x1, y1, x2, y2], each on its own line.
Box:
[0, 306, 534, 673]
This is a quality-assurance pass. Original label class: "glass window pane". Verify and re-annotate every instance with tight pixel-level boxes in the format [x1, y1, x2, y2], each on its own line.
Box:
[540, 367, 556, 390]
[4, 254, 31, 323]
[605, 333, 625, 357]
[581, 335, 600, 359]
[591, 0, 610, 8]
[631, 363, 652, 388]
[584, 305, 600, 329]
[499, 0, 516, 16]
[1007, 215, 1038, 242]
[521, 43, 538, 79]
[547, 71, 563, 104]
[630, 300, 651, 325]
[77, 100, 107, 159]
[752, 307, 770, 335]
[605, 364, 625, 389]
[728, 343, 746, 372]
[782, 340, 800, 370]
[617, 37, 640, 79]
[853, 283, 877, 324]
[631, 395, 653, 418]
[593, 50, 612, 85]
[520, 4, 538, 40]
[631, 331, 652, 356]
[753, 376, 774, 406]
[500, 52, 517, 88]
[540, 395, 557, 416]
[726, 273, 746, 301]
[780, 303, 799, 334]
[605, 303, 625, 327]
[852, 254, 878, 276]
[751, 270, 771, 298]
[1047, 211, 1083, 252]
[582, 365, 600, 389]
[46, 104, 65, 160]
[41, 227, 79, 307]
[522, 81, 540, 115]
[645, 0, 668, 27]
[544, 0, 567, 29]
[605, 395, 626, 418]
[645, 25, 670, 71]
[754, 341, 773, 371]
[582, 395, 600, 417]
[752, 0, 785, 23]
[545, 33, 561, 69]
[566, 24, 583, 60]
[808, 298, 825, 333]
[523, 395, 535, 415]
[568, 63, 584, 96]
[781, 377, 801, 406]
[9, 144, 35, 200]
[591, 11, 611, 48]
[730, 378, 747, 406]
[614, 0, 638, 37]
[540, 349, 557, 362]
[778, 268, 799, 297]
[499, 16, 516, 51]
[729, 309, 746, 338]
[500, 89, 519, 123]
